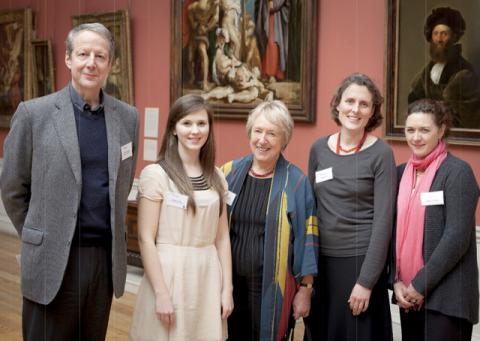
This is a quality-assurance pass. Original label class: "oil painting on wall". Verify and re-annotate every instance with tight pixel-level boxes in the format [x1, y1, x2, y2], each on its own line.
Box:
[171, 0, 318, 122]
[31, 39, 55, 98]
[385, 0, 480, 145]
[0, 9, 32, 128]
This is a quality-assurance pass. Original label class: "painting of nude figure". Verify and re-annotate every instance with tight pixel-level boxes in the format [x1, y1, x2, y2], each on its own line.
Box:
[171, 0, 317, 122]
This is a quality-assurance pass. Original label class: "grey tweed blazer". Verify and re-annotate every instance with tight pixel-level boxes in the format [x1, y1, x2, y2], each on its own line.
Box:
[0, 85, 139, 305]
[393, 153, 479, 324]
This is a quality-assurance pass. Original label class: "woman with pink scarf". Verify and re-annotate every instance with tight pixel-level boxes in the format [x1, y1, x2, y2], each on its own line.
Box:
[393, 99, 479, 341]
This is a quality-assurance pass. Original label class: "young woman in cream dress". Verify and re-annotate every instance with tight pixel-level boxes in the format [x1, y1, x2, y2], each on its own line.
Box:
[129, 95, 233, 340]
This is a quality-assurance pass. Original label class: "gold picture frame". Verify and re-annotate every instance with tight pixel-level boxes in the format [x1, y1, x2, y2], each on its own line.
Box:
[0, 8, 33, 128]
[72, 9, 134, 105]
[171, 0, 318, 122]
[31, 40, 55, 98]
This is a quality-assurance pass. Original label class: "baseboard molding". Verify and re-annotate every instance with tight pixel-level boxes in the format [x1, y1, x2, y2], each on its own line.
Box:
[125, 265, 143, 294]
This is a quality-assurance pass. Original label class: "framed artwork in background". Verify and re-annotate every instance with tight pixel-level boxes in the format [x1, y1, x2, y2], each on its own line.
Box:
[0, 8, 33, 128]
[31, 39, 55, 98]
[385, 0, 480, 145]
[171, 0, 318, 122]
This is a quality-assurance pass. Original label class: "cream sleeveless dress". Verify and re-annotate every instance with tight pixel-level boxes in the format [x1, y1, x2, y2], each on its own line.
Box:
[129, 164, 228, 341]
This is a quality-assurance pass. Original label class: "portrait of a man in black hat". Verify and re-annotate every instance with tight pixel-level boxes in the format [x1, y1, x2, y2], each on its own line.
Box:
[408, 7, 480, 129]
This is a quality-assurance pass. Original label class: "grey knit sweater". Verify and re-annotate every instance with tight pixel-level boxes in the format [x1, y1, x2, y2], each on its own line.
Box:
[308, 136, 397, 289]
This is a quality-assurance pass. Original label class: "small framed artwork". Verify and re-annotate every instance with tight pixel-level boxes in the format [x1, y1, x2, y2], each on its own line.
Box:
[0, 8, 33, 128]
[72, 9, 134, 105]
[31, 40, 55, 98]
[385, 0, 480, 145]
[171, 0, 318, 122]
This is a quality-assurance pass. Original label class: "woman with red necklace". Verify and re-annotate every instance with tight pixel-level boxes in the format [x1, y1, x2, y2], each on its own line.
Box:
[304, 73, 396, 340]
[222, 100, 318, 340]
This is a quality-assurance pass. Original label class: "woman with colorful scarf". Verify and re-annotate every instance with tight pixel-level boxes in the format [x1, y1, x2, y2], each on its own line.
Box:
[393, 99, 479, 341]
[222, 100, 318, 340]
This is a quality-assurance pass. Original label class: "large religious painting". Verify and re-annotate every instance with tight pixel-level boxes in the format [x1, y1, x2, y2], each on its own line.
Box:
[171, 0, 318, 122]
[385, 0, 480, 145]
[0, 9, 33, 128]
[72, 10, 134, 105]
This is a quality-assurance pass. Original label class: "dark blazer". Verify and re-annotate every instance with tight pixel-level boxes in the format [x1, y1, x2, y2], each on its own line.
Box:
[391, 153, 479, 324]
[0, 86, 139, 305]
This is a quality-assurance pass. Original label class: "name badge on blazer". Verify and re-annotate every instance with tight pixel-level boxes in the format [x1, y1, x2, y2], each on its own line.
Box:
[420, 191, 444, 206]
[121, 142, 133, 160]
[226, 191, 236, 206]
[315, 167, 333, 183]
[165, 192, 188, 209]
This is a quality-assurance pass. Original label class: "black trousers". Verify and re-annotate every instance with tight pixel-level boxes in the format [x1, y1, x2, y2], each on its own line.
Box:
[400, 308, 473, 341]
[22, 246, 113, 341]
[228, 273, 263, 341]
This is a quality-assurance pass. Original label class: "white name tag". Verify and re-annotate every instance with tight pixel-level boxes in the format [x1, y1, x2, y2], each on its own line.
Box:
[165, 192, 188, 209]
[315, 167, 333, 183]
[121, 142, 133, 160]
[226, 191, 236, 206]
[420, 191, 444, 206]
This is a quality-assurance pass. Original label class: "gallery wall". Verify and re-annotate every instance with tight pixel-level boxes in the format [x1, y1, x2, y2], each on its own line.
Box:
[0, 0, 478, 222]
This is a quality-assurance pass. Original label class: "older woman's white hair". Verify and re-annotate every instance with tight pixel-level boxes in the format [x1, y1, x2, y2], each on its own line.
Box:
[246, 100, 294, 149]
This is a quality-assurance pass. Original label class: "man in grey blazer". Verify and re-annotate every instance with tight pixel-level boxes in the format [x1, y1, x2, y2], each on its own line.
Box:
[0, 23, 139, 340]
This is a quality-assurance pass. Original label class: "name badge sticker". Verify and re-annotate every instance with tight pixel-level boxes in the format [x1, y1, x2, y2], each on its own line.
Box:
[315, 167, 333, 183]
[121, 142, 133, 161]
[420, 191, 444, 206]
[226, 191, 236, 206]
[165, 192, 189, 209]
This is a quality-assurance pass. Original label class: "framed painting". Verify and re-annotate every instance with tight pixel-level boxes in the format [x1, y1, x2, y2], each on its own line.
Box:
[385, 0, 480, 145]
[171, 0, 318, 122]
[72, 9, 134, 105]
[31, 40, 55, 98]
[0, 8, 33, 128]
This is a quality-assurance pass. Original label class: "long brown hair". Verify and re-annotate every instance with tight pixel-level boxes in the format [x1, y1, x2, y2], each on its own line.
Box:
[158, 94, 224, 215]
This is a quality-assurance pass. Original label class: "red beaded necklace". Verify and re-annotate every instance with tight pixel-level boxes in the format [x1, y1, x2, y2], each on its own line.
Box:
[249, 167, 274, 178]
[336, 131, 368, 154]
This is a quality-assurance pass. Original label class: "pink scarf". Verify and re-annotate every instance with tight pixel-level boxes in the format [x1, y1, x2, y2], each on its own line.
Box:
[396, 141, 447, 285]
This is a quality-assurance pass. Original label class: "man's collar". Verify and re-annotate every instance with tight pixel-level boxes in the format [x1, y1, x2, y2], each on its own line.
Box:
[69, 83, 105, 112]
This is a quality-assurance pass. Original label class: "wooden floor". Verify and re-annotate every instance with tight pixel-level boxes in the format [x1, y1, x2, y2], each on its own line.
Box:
[0, 232, 135, 340]
[0, 232, 305, 340]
